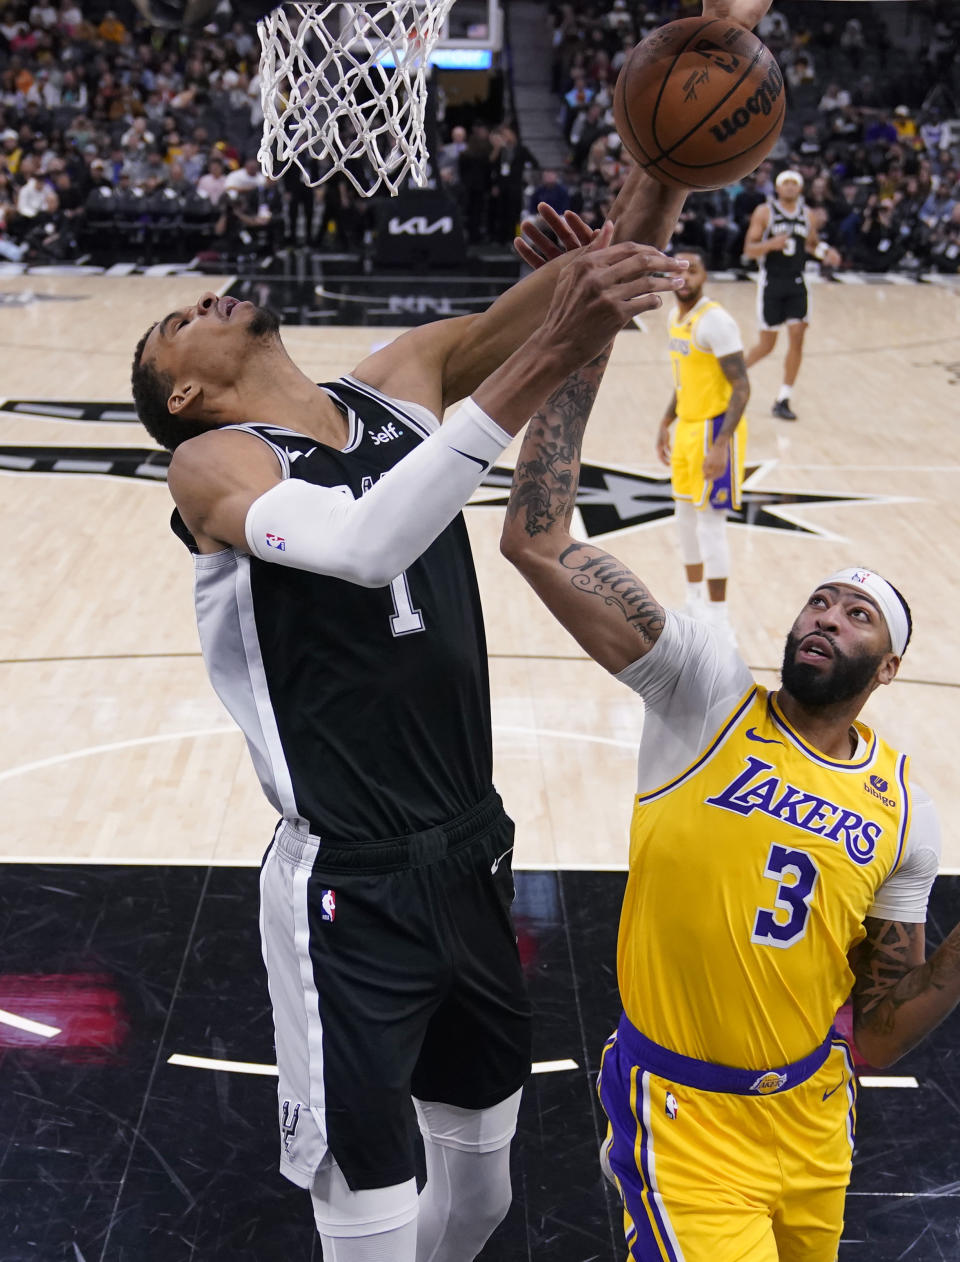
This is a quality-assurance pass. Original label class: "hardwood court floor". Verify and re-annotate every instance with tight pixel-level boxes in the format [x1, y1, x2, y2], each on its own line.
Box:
[1, 271, 959, 868]
[2, 269, 960, 1261]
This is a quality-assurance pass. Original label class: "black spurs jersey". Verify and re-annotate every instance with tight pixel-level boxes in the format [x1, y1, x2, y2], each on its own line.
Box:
[759, 197, 811, 287]
[172, 376, 493, 842]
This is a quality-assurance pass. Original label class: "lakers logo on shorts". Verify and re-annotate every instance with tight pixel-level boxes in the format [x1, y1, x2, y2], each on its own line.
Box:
[751, 1071, 788, 1095]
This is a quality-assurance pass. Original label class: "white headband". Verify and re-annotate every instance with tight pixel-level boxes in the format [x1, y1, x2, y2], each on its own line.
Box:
[775, 169, 803, 188]
[817, 568, 909, 657]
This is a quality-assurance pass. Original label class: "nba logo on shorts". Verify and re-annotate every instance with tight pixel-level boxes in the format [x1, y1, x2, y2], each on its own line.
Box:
[665, 1091, 679, 1120]
[320, 889, 336, 922]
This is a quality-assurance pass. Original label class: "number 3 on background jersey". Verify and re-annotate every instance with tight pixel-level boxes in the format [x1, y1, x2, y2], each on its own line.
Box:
[389, 571, 425, 636]
[751, 843, 820, 949]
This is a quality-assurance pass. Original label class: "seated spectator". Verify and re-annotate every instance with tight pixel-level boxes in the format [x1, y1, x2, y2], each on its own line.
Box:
[562, 70, 594, 138]
[929, 203, 960, 272]
[893, 105, 918, 146]
[177, 139, 205, 185]
[97, 10, 128, 45]
[853, 196, 902, 271]
[570, 101, 608, 168]
[757, 6, 790, 52]
[818, 83, 851, 114]
[528, 168, 570, 218]
[920, 179, 956, 230]
[166, 160, 192, 196]
[604, 0, 632, 34]
[224, 155, 264, 194]
[16, 164, 57, 220]
[786, 53, 816, 92]
[197, 156, 227, 204]
[215, 178, 280, 255]
[0, 168, 26, 260]
[864, 113, 898, 149]
[686, 188, 739, 269]
[796, 121, 822, 163]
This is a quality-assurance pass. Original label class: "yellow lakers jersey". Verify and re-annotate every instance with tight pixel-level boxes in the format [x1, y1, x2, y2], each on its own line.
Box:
[619, 685, 910, 1068]
[668, 299, 733, 423]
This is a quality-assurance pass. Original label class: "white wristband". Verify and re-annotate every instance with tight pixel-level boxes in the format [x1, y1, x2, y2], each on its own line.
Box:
[814, 241, 830, 261]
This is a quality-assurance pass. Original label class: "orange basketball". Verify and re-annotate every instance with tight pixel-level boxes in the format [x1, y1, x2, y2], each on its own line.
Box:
[613, 17, 785, 191]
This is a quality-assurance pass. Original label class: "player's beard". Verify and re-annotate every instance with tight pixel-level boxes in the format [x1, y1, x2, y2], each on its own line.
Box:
[247, 305, 282, 339]
[780, 631, 884, 708]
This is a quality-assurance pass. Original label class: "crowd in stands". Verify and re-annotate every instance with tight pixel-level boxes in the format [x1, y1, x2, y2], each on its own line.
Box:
[0, 0, 381, 264]
[543, 0, 960, 273]
[3, 0, 960, 272]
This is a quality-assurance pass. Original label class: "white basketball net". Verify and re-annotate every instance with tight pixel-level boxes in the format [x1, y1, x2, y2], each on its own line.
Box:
[257, 1, 456, 197]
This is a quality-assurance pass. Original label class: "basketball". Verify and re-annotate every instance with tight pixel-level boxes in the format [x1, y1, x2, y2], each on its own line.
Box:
[613, 17, 785, 191]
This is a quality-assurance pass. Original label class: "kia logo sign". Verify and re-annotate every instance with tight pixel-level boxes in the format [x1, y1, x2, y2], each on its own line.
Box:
[387, 215, 454, 236]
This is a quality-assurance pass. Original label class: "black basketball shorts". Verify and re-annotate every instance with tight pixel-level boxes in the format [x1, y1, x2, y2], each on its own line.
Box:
[259, 789, 532, 1192]
[758, 277, 809, 329]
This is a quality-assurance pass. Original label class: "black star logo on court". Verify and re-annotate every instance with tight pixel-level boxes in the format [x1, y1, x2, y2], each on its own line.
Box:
[474, 461, 903, 541]
[0, 400, 908, 540]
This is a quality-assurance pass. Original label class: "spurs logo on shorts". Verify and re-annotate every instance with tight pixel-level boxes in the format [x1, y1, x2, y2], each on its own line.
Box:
[281, 1099, 302, 1150]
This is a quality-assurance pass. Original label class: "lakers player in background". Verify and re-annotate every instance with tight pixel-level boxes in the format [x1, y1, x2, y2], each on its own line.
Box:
[507, 207, 957, 1262]
[744, 170, 842, 421]
[656, 246, 748, 644]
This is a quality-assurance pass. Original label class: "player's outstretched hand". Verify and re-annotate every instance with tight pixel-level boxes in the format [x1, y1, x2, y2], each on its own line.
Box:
[702, 0, 772, 30]
[539, 225, 688, 367]
[514, 205, 599, 270]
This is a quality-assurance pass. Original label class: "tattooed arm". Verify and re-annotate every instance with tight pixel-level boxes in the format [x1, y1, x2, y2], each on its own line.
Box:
[702, 352, 750, 482]
[500, 345, 666, 674]
[849, 916, 960, 1066]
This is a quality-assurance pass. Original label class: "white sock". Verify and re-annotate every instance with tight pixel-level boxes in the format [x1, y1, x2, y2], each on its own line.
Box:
[705, 601, 729, 623]
[777, 385, 792, 402]
[686, 580, 705, 603]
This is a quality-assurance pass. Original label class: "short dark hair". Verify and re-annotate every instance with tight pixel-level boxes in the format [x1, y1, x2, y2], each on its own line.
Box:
[674, 244, 708, 266]
[131, 323, 210, 451]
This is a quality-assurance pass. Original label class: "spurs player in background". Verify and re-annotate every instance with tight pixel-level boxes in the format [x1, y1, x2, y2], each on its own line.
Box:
[744, 170, 842, 421]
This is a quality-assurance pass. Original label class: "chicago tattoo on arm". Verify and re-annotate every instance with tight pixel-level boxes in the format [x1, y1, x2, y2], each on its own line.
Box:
[558, 543, 665, 644]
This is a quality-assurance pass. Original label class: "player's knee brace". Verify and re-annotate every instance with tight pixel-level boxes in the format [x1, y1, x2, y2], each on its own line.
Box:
[673, 499, 702, 566]
[414, 1092, 521, 1261]
[310, 1155, 418, 1239]
[696, 507, 730, 581]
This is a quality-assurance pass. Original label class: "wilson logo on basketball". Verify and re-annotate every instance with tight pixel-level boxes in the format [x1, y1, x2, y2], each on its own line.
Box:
[709, 64, 785, 144]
